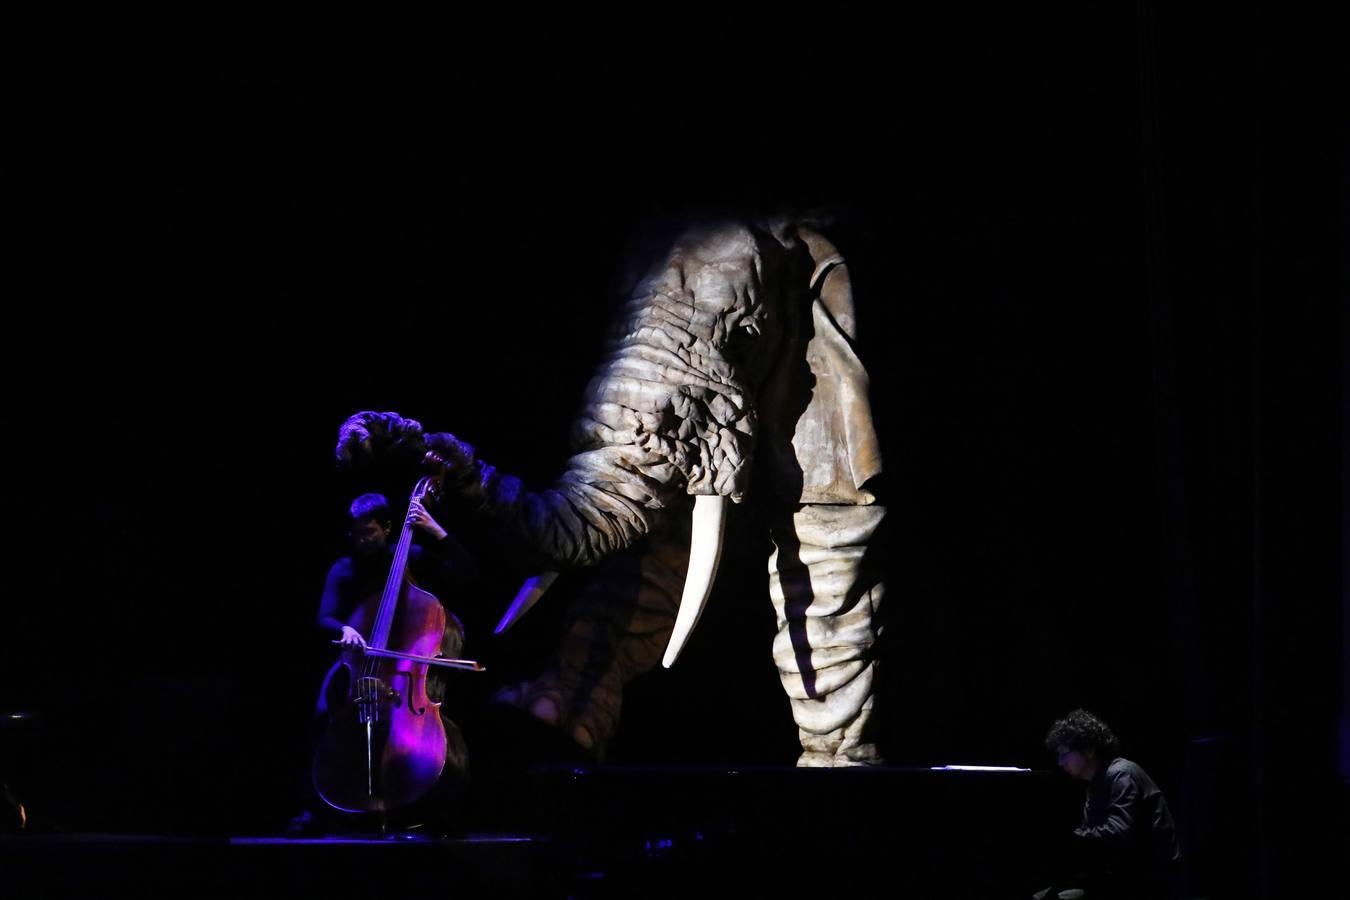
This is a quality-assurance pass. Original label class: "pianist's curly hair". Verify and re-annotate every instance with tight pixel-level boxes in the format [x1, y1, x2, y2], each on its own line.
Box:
[1044, 709, 1121, 758]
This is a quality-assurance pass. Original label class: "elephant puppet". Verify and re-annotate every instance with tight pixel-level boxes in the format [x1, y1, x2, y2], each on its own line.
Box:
[336, 218, 886, 767]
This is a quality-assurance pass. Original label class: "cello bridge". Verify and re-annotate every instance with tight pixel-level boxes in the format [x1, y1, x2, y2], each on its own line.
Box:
[353, 676, 400, 723]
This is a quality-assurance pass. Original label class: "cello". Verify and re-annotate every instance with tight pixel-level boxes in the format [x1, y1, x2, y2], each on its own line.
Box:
[312, 474, 483, 814]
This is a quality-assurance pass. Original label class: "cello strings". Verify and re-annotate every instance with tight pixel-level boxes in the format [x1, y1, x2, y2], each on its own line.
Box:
[363, 479, 426, 692]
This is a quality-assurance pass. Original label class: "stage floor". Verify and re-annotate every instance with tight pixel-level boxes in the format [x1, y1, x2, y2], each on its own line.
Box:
[2, 765, 1065, 899]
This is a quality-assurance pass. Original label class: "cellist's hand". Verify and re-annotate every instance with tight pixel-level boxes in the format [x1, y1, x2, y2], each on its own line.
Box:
[338, 625, 367, 649]
[407, 499, 448, 541]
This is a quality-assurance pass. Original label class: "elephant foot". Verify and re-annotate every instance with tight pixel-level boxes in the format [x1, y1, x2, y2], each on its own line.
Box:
[494, 679, 610, 758]
[526, 694, 596, 749]
[527, 694, 561, 726]
[797, 750, 880, 768]
[796, 742, 883, 767]
[795, 694, 883, 767]
[570, 724, 596, 750]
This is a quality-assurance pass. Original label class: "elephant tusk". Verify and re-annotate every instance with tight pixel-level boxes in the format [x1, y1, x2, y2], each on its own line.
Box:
[494, 571, 560, 634]
[662, 495, 728, 668]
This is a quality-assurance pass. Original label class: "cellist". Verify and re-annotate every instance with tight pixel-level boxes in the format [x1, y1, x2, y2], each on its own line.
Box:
[317, 492, 474, 657]
[295, 491, 476, 830]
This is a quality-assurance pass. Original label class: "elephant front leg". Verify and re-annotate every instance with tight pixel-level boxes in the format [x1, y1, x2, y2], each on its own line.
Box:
[495, 515, 690, 756]
[768, 504, 887, 767]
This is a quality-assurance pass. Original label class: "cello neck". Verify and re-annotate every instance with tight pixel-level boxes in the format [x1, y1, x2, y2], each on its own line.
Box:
[366, 476, 434, 651]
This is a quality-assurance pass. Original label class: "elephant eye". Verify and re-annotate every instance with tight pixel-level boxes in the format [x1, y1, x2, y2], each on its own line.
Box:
[723, 314, 763, 364]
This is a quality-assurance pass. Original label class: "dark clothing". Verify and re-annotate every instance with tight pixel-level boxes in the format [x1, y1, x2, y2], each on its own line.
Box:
[318, 532, 475, 638]
[1068, 757, 1182, 899]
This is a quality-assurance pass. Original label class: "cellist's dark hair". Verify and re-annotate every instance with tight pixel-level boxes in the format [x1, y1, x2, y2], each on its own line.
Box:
[349, 493, 392, 528]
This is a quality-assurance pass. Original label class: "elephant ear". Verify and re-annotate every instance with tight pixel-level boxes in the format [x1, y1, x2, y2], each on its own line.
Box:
[783, 227, 883, 505]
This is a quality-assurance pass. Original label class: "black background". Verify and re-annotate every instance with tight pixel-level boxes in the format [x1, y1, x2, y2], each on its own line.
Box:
[4, 4, 1342, 896]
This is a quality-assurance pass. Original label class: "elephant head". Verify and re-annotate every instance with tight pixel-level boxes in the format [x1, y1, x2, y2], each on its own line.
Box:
[338, 216, 886, 765]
